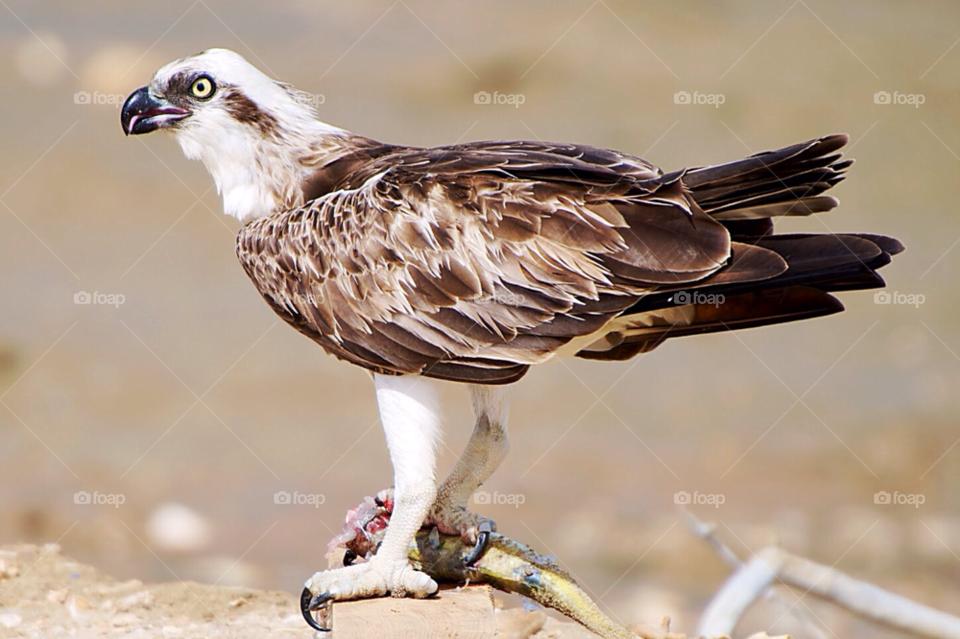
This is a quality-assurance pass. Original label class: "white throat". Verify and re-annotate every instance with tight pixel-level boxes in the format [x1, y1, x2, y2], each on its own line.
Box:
[174, 115, 346, 224]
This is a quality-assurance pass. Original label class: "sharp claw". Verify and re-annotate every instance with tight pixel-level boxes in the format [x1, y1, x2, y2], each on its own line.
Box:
[464, 530, 490, 566]
[310, 592, 335, 610]
[300, 587, 332, 632]
[343, 549, 357, 566]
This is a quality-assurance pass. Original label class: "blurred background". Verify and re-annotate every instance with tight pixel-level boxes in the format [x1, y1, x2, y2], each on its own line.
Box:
[0, 1, 958, 636]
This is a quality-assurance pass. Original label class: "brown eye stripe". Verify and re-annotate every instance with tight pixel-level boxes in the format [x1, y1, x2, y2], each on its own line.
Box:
[222, 88, 280, 137]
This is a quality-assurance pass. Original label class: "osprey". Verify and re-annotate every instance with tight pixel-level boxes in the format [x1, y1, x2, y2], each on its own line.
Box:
[122, 49, 901, 612]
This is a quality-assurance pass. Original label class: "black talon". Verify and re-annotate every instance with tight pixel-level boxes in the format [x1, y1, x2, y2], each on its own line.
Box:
[300, 587, 332, 632]
[310, 592, 335, 610]
[464, 530, 490, 567]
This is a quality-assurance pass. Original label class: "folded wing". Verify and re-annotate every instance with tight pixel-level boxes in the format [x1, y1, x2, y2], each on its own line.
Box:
[237, 144, 747, 382]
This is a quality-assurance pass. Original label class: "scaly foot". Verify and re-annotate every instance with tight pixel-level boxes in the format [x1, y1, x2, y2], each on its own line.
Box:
[427, 498, 496, 566]
[428, 501, 496, 544]
[303, 556, 437, 632]
[305, 555, 438, 604]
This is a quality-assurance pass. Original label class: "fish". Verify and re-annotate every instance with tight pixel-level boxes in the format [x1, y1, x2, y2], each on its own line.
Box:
[411, 528, 640, 639]
[306, 490, 640, 638]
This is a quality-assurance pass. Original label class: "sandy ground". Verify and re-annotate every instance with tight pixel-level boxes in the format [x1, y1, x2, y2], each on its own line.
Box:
[0, 543, 608, 638]
[0, 543, 304, 638]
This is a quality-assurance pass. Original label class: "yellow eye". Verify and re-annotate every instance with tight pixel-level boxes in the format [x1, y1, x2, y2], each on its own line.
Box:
[191, 75, 215, 100]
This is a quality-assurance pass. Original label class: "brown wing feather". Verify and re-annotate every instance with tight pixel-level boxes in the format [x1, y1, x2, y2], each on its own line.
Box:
[236, 144, 733, 382]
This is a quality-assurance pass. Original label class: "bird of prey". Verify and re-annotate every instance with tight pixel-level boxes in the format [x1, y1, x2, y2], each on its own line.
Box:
[121, 49, 902, 609]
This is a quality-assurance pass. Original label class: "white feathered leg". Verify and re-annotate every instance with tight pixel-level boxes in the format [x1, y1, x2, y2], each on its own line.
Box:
[428, 384, 510, 544]
[305, 374, 440, 602]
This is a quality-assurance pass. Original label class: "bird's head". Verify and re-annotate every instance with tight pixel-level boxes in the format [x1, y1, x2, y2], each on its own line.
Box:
[121, 48, 348, 222]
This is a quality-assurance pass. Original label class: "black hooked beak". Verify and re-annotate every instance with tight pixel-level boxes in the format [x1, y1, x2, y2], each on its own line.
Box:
[121, 86, 189, 136]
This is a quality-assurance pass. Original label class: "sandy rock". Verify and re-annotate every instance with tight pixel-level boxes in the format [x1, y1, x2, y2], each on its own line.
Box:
[119, 591, 155, 611]
[111, 612, 140, 627]
[0, 557, 22, 579]
[146, 503, 213, 553]
[193, 556, 263, 587]
[67, 593, 92, 619]
[496, 607, 547, 638]
[47, 588, 69, 604]
[0, 612, 22, 629]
